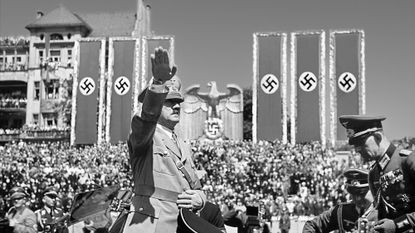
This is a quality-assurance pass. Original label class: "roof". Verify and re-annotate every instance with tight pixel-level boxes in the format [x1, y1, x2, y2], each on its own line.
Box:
[78, 12, 136, 37]
[25, 5, 91, 31]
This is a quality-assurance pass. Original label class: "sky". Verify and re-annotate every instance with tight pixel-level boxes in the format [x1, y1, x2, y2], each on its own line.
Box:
[1, 0, 415, 140]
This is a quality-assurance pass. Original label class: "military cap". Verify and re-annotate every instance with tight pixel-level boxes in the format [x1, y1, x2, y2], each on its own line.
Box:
[177, 208, 223, 233]
[137, 76, 184, 103]
[339, 115, 386, 145]
[9, 186, 27, 200]
[343, 168, 369, 195]
[43, 186, 58, 197]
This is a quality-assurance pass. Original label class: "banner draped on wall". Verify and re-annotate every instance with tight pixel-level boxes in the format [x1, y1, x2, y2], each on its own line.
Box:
[253, 32, 287, 143]
[290, 31, 326, 146]
[106, 38, 141, 144]
[71, 39, 106, 145]
[329, 30, 366, 145]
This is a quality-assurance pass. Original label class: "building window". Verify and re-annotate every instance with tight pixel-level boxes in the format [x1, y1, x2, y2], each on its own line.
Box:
[42, 113, 57, 127]
[67, 49, 72, 67]
[33, 114, 39, 125]
[49, 50, 61, 62]
[34, 81, 40, 100]
[50, 33, 63, 40]
[67, 33, 72, 39]
[45, 80, 59, 99]
[16, 57, 21, 62]
[39, 50, 44, 63]
[40, 34, 44, 40]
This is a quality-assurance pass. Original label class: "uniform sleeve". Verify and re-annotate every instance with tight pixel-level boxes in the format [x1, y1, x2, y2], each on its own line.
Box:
[302, 206, 338, 233]
[394, 153, 415, 233]
[14, 210, 37, 233]
[128, 84, 169, 155]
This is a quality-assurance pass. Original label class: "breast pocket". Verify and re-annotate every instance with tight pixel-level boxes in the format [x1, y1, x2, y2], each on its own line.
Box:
[153, 146, 176, 176]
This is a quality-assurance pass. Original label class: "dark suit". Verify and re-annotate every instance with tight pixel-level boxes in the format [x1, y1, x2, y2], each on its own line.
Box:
[368, 144, 415, 232]
[123, 84, 205, 233]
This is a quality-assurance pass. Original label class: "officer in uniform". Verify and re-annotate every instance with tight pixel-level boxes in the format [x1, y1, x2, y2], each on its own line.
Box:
[339, 115, 415, 233]
[6, 187, 37, 233]
[35, 187, 68, 233]
[302, 168, 376, 233]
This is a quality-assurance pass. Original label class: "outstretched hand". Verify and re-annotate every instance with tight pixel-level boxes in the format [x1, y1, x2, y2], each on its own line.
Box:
[151, 47, 177, 83]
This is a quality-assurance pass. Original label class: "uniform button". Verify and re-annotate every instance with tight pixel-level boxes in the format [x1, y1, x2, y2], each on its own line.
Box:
[380, 172, 383, 175]
[138, 207, 143, 211]
[385, 196, 390, 200]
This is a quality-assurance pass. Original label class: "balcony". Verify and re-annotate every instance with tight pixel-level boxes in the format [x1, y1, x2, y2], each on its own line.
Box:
[0, 98, 27, 111]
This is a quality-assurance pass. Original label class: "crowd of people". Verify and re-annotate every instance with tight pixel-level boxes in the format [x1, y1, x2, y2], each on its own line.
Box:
[0, 139, 367, 222]
[0, 95, 27, 109]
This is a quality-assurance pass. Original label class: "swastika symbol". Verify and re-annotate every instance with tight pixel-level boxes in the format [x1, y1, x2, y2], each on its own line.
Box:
[298, 72, 317, 92]
[338, 72, 357, 93]
[114, 76, 130, 96]
[260, 74, 279, 94]
[207, 122, 220, 136]
[79, 77, 95, 96]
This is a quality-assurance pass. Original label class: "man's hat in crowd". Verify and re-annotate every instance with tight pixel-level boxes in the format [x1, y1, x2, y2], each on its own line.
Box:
[177, 208, 223, 233]
[339, 115, 386, 146]
[43, 186, 58, 197]
[343, 168, 369, 195]
[9, 186, 27, 200]
[137, 76, 184, 103]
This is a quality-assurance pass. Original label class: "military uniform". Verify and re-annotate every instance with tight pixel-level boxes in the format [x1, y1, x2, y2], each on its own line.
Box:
[35, 207, 66, 233]
[35, 187, 68, 233]
[302, 169, 376, 233]
[339, 115, 415, 233]
[369, 144, 415, 232]
[6, 187, 37, 233]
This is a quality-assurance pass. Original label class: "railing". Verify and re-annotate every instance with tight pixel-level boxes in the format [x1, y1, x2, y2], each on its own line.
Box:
[0, 129, 70, 142]
[0, 64, 28, 72]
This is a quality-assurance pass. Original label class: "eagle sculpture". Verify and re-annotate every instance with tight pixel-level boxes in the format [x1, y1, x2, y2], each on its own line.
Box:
[180, 81, 243, 140]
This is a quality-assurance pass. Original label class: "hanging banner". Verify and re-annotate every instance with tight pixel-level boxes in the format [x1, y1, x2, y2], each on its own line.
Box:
[106, 38, 140, 144]
[290, 31, 326, 146]
[329, 30, 366, 145]
[141, 36, 174, 90]
[71, 38, 106, 145]
[253, 32, 287, 143]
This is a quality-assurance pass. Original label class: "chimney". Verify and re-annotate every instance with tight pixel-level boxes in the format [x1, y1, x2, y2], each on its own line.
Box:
[36, 11, 44, 19]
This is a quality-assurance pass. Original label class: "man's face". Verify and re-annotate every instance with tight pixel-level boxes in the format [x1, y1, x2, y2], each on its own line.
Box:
[353, 134, 380, 162]
[12, 197, 25, 208]
[43, 194, 57, 208]
[159, 99, 181, 129]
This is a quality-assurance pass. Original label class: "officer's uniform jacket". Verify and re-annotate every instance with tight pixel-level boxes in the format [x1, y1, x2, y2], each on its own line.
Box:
[6, 206, 37, 233]
[123, 84, 205, 233]
[302, 202, 375, 233]
[35, 207, 66, 233]
[368, 144, 415, 233]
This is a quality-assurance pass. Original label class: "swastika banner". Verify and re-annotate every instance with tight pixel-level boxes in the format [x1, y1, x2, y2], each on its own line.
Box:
[71, 39, 106, 145]
[141, 36, 174, 90]
[253, 32, 287, 143]
[106, 38, 140, 144]
[329, 30, 365, 144]
[291, 31, 326, 145]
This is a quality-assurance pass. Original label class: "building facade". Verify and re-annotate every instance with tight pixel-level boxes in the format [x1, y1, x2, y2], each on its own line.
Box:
[0, 0, 151, 132]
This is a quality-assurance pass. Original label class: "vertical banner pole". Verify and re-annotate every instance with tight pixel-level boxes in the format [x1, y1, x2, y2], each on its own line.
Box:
[329, 30, 365, 146]
[70, 38, 106, 145]
[253, 32, 287, 143]
[290, 30, 326, 147]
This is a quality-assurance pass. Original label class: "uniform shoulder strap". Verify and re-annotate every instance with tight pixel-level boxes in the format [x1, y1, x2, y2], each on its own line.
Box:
[337, 204, 345, 233]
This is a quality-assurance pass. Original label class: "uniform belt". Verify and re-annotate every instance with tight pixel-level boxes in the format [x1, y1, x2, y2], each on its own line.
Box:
[134, 185, 180, 203]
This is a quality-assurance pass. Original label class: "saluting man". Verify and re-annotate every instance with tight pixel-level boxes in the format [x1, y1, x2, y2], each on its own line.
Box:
[339, 115, 415, 233]
[122, 47, 206, 233]
[302, 168, 376, 233]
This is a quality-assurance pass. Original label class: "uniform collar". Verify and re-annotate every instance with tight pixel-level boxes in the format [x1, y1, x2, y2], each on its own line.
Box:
[377, 143, 395, 170]
[157, 124, 173, 139]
